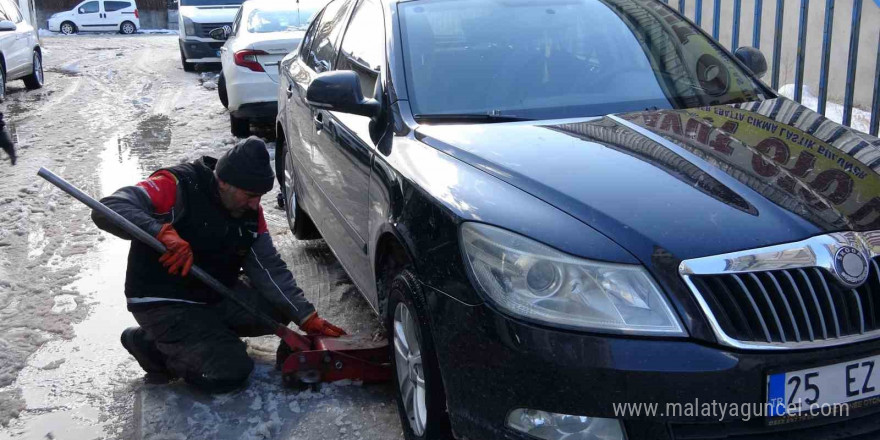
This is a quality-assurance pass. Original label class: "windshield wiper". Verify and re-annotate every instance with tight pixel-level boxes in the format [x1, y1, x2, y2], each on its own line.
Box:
[414, 113, 533, 123]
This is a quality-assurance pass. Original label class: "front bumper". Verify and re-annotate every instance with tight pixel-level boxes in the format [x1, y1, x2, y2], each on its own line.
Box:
[47, 19, 61, 32]
[179, 39, 224, 63]
[426, 283, 880, 439]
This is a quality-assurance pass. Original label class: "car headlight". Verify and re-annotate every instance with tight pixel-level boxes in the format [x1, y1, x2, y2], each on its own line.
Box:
[183, 17, 195, 36]
[461, 222, 685, 335]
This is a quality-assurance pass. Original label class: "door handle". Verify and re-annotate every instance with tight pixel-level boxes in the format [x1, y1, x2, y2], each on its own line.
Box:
[313, 112, 324, 131]
[286, 84, 293, 98]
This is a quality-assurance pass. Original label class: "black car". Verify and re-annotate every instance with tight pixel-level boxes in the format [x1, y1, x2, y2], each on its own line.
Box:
[275, 0, 880, 439]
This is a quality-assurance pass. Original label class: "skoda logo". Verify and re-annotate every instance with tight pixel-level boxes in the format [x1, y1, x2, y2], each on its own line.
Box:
[833, 246, 869, 287]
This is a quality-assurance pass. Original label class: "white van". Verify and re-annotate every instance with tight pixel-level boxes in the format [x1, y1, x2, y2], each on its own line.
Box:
[177, 0, 244, 72]
[48, 0, 140, 35]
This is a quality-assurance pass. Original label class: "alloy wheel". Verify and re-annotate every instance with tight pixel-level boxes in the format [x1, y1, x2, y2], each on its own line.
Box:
[393, 302, 427, 436]
[34, 53, 43, 85]
[122, 22, 135, 34]
[60, 23, 74, 35]
[283, 148, 297, 231]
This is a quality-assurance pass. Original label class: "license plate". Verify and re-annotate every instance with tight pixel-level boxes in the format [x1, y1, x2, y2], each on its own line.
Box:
[766, 354, 880, 424]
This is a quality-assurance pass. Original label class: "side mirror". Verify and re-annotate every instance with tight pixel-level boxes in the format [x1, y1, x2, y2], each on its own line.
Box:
[734, 46, 768, 78]
[209, 27, 228, 40]
[0, 20, 15, 31]
[78, 7, 86, 13]
[306, 71, 380, 118]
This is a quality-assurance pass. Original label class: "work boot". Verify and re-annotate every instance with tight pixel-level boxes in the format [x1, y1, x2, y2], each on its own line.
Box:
[120, 327, 177, 384]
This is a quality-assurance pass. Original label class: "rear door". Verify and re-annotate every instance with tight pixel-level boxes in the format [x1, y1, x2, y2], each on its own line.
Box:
[104, 1, 132, 30]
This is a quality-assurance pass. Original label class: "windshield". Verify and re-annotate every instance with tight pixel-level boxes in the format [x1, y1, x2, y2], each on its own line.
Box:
[399, 0, 772, 120]
[180, 0, 244, 7]
[247, 7, 319, 32]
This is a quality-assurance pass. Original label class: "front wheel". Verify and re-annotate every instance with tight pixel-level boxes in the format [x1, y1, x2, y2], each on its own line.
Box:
[180, 47, 195, 72]
[120, 21, 136, 35]
[387, 270, 452, 440]
[23, 51, 43, 90]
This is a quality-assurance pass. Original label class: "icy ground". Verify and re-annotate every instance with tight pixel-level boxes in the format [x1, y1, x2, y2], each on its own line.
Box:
[0, 35, 401, 439]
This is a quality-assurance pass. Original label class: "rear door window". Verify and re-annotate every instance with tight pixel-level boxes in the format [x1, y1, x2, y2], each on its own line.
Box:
[79, 1, 100, 13]
[305, 0, 353, 73]
[104, 1, 132, 12]
[336, 0, 383, 98]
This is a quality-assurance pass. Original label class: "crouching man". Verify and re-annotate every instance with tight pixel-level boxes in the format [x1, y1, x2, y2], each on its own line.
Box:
[92, 137, 345, 393]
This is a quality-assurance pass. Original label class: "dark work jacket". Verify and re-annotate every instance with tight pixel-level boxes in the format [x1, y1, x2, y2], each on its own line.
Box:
[92, 156, 316, 324]
[125, 157, 258, 306]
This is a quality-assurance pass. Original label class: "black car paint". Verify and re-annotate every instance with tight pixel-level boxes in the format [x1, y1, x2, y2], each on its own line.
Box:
[276, 0, 880, 438]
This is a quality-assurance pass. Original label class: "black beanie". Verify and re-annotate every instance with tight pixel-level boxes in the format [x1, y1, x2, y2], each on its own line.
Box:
[215, 136, 275, 194]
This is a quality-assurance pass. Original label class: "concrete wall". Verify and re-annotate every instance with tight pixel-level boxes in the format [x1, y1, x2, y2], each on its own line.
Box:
[673, 0, 880, 111]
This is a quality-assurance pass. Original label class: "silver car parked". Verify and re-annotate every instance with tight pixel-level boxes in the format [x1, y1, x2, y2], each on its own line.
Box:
[0, 0, 42, 100]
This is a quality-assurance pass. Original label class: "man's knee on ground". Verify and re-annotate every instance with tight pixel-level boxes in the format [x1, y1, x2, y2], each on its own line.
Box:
[185, 353, 254, 393]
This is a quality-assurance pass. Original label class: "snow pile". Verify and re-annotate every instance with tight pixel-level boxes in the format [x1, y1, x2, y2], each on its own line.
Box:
[199, 72, 220, 91]
[38, 29, 56, 37]
[55, 62, 81, 76]
[778, 84, 874, 135]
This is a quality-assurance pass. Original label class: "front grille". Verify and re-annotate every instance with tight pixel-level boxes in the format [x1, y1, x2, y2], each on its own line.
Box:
[689, 260, 880, 344]
[195, 22, 230, 38]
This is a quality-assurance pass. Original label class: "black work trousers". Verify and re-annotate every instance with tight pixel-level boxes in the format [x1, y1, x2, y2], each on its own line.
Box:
[132, 281, 288, 393]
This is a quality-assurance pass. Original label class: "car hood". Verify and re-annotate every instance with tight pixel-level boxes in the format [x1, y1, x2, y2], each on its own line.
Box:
[179, 5, 240, 22]
[414, 98, 880, 262]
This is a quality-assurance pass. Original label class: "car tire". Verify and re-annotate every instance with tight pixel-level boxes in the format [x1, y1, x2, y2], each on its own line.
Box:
[180, 47, 195, 72]
[218, 72, 228, 108]
[23, 51, 43, 90]
[120, 21, 136, 35]
[387, 270, 453, 440]
[280, 142, 321, 240]
[230, 114, 249, 137]
[0, 65, 7, 102]
[60, 21, 77, 35]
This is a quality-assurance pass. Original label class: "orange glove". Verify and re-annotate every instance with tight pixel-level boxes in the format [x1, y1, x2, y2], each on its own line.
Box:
[156, 224, 194, 277]
[300, 313, 347, 337]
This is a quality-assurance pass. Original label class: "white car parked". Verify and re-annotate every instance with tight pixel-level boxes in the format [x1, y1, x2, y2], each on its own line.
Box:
[213, 0, 324, 137]
[0, 0, 41, 99]
[48, 0, 140, 35]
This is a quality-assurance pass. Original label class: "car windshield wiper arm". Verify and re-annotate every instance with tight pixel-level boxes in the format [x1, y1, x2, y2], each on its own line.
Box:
[414, 113, 533, 123]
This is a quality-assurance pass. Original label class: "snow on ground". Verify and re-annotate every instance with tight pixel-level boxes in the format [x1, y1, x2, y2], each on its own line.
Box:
[778, 84, 875, 135]
[0, 34, 401, 439]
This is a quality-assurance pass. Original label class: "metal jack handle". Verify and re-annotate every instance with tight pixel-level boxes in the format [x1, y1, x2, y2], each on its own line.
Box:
[37, 167, 312, 352]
